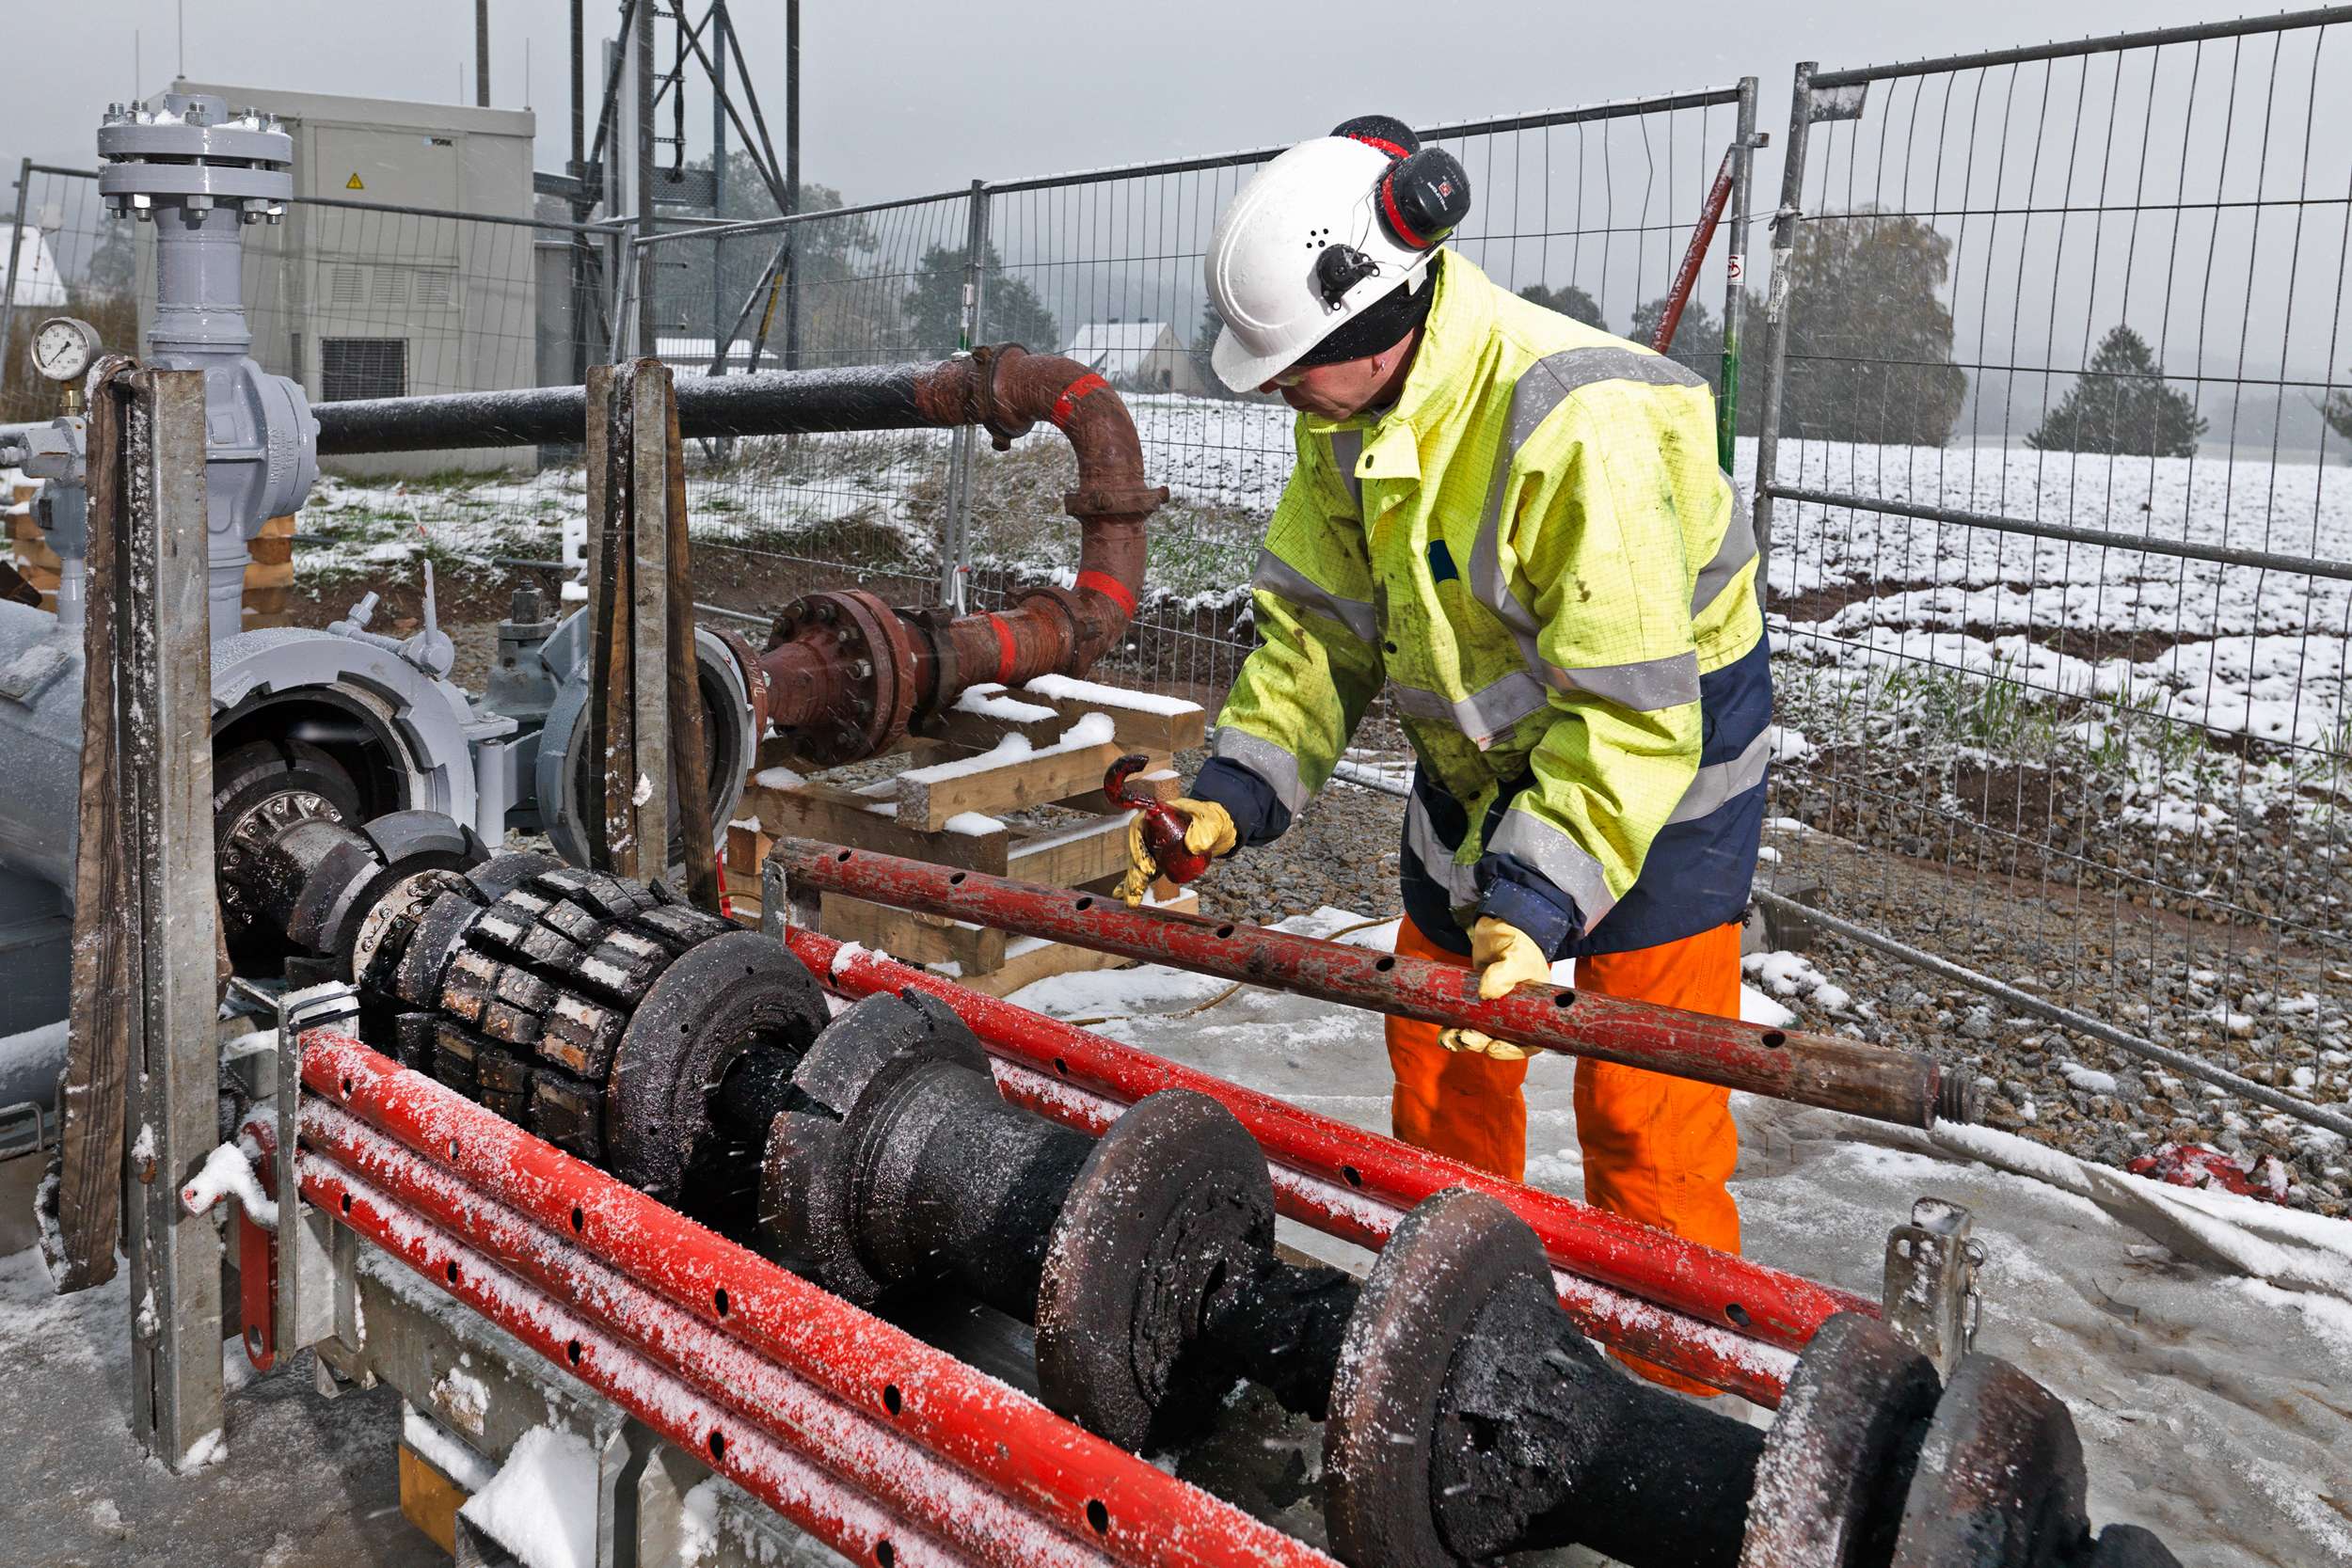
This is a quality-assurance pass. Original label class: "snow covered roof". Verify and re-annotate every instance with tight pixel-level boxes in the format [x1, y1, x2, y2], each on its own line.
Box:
[6, 228, 66, 309]
[655, 334, 784, 372]
[1064, 321, 1174, 379]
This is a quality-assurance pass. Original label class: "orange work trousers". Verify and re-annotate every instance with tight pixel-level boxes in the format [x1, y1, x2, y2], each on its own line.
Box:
[1385, 912, 1743, 1393]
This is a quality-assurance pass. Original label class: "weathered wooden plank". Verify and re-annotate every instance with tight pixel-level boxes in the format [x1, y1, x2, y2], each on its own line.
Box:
[1018, 678, 1206, 755]
[747, 780, 1011, 875]
[1006, 815, 1131, 888]
[896, 737, 1128, 832]
[818, 892, 1006, 972]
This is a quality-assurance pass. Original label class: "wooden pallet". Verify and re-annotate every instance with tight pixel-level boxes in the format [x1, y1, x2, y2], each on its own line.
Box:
[728, 676, 1207, 998]
[7, 505, 294, 622]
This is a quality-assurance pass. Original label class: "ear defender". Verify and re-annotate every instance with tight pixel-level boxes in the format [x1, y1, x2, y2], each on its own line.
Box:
[1375, 148, 1472, 251]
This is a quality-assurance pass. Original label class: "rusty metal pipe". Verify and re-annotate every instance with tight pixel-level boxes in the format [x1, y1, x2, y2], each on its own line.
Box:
[771, 839, 1973, 1131]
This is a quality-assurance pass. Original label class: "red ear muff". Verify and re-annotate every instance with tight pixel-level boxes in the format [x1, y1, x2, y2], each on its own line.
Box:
[1375, 148, 1471, 251]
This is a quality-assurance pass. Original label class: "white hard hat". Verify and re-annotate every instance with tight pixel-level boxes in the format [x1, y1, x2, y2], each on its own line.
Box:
[1206, 136, 1436, 393]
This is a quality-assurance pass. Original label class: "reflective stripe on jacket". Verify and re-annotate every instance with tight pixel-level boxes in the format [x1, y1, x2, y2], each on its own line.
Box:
[1197, 250, 1768, 957]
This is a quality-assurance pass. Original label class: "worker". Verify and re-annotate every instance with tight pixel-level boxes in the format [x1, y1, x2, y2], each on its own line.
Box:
[1122, 116, 1768, 1391]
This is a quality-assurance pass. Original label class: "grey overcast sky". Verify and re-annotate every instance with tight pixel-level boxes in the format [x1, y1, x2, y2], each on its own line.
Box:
[0, 0, 2268, 194]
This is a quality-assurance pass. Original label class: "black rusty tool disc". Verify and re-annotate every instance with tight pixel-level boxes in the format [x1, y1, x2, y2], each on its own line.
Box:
[604, 929, 828, 1203]
[1740, 1312, 1942, 1568]
[791, 988, 991, 1118]
[1033, 1089, 1275, 1450]
[1889, 1353, 2090, 1568]
[1325, 1188, 1554, 1568]
[391, 890, 489, 1007]
[759, 1109, 888, 1305]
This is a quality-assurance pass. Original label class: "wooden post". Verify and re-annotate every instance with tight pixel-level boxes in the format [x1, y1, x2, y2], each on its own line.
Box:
[58, 361, 225, 1465]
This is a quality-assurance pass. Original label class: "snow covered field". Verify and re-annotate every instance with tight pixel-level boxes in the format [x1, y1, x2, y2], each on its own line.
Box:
[1004, 911, 2352, 1564]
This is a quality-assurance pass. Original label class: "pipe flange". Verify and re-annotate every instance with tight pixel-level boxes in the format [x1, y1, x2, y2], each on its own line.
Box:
[710, 626, 772, 748]
[766, 588, 919, 766]
[968, 343, 1037, 449]
[1739, 1313, 1942, 1568]
[1062, 483, 1169, 520]
[1033, 1089, 1275, 1449]
[900, 608, 961, 733]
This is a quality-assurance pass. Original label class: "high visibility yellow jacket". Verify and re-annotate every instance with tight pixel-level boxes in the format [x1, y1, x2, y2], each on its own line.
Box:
[1191, 251, 1770, 958]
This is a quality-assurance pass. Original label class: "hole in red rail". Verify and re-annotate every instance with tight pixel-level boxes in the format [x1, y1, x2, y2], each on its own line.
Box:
[1074, 895, 1094, 911]
[339, 1194, 352, 1215]
[447, 1138, 460, 1161]
[876, 1541, 896, 1568]
[1553, 991, 1575, 1007]
[834, 849, 852, 863]
[1086, 1500, 1110, 1535]
[340, 1074, 353, 1097]
[1215, 924, 1235, 939]
[707, 1429, 727, 1460]
[949, 872, 967, 886]
[1760, 1031, 1786, 1050]
[566, 1338, 583, 1367]
[245, 1323, 262, 1354]
[570, 1205, 585, 1234]
[713, 1288, 730, 1318]
[444, 1261, 460, 1286]
[1725, 1302, 1753, 1328]
[1341, 1164, 1363, 1189]
[1051, 1057, 1069, 1077]
[1374, 957, 1396, 973]
[882, 1383, 901, 1415]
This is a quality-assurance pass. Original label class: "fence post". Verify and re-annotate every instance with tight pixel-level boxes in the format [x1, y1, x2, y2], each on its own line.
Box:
[941, 179, 990, 610]
[1748, 62, 1817, 606]
[0, 159, 32, 401]
[1719, 78, 1758, 474]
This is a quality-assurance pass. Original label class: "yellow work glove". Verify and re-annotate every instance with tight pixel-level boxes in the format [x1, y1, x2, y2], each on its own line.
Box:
[1437, 917, 1552, 1060]
[1114, 798, 1238, 906]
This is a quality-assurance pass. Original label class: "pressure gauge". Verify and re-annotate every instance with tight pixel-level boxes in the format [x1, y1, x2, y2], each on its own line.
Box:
[29, 317, 100, 384]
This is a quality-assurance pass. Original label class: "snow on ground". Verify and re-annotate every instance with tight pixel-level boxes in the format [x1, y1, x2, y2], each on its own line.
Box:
[1007, 910, 2352, 1565]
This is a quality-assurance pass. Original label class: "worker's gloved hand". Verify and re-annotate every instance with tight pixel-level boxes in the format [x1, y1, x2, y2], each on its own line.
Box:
[1114, 798, 1239, 906]
[1438, 916, 1552, 1060]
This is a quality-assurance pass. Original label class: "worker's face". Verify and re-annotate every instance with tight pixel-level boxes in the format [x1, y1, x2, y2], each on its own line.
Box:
[1262, 332, 1416, 420]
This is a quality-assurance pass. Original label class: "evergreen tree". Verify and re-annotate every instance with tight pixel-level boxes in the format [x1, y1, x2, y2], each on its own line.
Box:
[1191, 298, 1229, 398]
[1518, 281, 1606, 330]
[901, 242, 1057, 358]
[2028, 325, 2205, 457]
[2317, 373, 2352, 457]
[1778, 208, 1968, 447]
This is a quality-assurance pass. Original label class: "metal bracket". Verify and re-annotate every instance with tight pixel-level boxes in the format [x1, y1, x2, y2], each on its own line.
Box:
[1882, 1196, 1986, 1381]
[273, 981, 359, 1359]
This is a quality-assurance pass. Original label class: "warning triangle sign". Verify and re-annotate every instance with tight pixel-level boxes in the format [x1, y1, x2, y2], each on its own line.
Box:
[345, 172, 365, 191]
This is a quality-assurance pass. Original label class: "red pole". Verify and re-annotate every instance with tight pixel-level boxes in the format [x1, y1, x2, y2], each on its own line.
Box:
[302, 1152, 983, 1568]
[1651, 143, 1738, 356]
[302, 1102, 1119, 1568]
[770, 839, 1963, 1129]
[988, 1060, 1797, 1404]
[298, 1030, 1339, 1568]
[784, 927, 1874, 1361]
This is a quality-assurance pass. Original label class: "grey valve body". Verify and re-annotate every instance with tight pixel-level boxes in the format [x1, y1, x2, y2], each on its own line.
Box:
[98, 92, 317, 638]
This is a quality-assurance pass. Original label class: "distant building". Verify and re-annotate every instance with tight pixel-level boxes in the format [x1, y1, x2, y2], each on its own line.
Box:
[1063, 320, 1206, 396]
[656, 335, 786, 374]
[5, 228, 66, 308]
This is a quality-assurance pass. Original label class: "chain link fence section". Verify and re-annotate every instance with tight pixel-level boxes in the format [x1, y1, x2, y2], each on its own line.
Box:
[1749, 10, 2352, 1151]
[963, 88, 1758, 709]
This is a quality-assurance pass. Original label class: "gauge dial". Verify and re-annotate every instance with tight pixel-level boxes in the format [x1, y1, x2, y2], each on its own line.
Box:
[29, 317, 100, 383]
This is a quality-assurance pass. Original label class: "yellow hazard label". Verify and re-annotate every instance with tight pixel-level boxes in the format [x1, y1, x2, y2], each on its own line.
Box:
[345, 172, 365, 190]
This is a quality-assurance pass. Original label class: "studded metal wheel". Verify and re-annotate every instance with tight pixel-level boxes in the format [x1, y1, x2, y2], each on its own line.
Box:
[214, 738, 361, 969]
[1033, 1089, 1276, 1450]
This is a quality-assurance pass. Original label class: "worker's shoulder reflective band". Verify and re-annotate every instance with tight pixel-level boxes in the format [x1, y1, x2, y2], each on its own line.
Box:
[1387, 670, 1549, 749]
[1251, 548, 1378, 647]
[1405, 791, 1481, 900]
[1211, 725, 1310, 815]
[1663, 725, 1772, 826]
[1460, 346, 1708, 714]
[1329, 429, 1364, 513]
[1487, 808, 1617, 927]
[1690, 471, 1756, 617]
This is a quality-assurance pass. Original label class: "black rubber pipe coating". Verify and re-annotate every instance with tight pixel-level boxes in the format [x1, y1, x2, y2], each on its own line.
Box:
[312, 363, 932, 454]
[1436, 1274, 1763, 1567]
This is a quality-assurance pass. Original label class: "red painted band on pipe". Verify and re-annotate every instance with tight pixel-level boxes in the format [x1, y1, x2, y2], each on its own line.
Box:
[1073, 569, 1136, 619]
[300, 1152, 981, 1568]
[302, 1103, 1118, 1568]
[988, 1061, 1796, 1404]
[770, 841, 1959, 1130]
[1048, 373, 1110, 431]
[782, 927, 1872, 1358]
[987, 614, 1019, 683]
[298, 1030, 1337, 1568]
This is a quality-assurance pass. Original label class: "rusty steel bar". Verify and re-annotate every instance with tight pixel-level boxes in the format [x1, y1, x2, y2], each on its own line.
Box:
[300, 1152, 983, 1568]
[1650, 141, 1738, 357]
[988, 1060, 1797, 1404]
[773, 841, 1967, 1130]
[301, 1101, 1119, 1568]
[297, 1029, 1339, 1568]
[783, 926, 1872, 1366]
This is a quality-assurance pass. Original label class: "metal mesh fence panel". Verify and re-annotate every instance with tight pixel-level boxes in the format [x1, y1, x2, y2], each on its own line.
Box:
[968, 90, 1756, 713]
[1752, 12, 2352, 1146]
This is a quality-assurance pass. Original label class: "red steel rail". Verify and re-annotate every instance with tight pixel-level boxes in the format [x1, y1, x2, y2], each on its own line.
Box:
[785, 926, 1871, 1380]
[770, 840, 1966, 1130]
[298, 1030, 1340, 1568]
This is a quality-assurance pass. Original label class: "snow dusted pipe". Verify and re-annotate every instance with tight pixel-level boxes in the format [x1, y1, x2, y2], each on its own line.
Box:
[314, 346, 1165, 766]
[772, 840, 1973, 1132]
